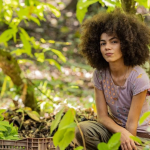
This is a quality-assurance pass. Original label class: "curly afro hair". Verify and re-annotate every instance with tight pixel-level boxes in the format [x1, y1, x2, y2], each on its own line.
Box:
[79, 9, 150, 70]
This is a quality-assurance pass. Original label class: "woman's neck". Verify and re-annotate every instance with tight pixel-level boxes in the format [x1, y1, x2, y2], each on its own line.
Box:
[109, 63, 128, 77]
[109, 60, 128, 77]
[109, 61, 133, 86]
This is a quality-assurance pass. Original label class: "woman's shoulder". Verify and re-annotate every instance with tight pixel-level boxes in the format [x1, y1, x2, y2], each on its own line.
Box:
[132, 66, 146, 74]
[130, 66, 148, 76]
[92, 69, 108, 90]
[93, 68, 108, 78]
[128, 65, 149, 83]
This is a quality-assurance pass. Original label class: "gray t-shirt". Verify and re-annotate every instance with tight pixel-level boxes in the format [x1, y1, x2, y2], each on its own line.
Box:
[92, 66, 150, 133]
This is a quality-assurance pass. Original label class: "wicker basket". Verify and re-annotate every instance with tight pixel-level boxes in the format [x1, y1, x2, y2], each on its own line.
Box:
[0, 138, 59, 150]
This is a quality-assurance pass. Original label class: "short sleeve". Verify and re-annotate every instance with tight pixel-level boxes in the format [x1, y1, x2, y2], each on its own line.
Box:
[132, 73, 150, 96]
[91, 69, 103, 90]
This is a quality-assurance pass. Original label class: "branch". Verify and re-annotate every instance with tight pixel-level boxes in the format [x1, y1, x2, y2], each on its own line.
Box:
[27, 78, 56, 103]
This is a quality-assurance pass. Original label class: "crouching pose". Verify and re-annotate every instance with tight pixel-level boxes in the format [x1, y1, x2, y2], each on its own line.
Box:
[75, 9, 150, 150]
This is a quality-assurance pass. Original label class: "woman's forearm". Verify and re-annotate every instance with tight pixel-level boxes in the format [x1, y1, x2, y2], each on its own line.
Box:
[126, 123, 137, 136]
[98, 116, 126, 134]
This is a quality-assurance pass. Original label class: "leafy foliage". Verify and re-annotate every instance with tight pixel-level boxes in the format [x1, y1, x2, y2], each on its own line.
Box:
[139, 111, 150, 125]
[0, 0, 64, 71]
[50, 108, 64, 135]
[97, 132, 121, 150]
[16, 107, 40, 129]
[0, 0, 67, 108]
[51, 108, 77, 150]
[76, 0, 150, 24]
[76, 0, 121, 23]
[0, 109, 20, 140]
[74, 146, 84, 150]
[130, 136, 142, 145]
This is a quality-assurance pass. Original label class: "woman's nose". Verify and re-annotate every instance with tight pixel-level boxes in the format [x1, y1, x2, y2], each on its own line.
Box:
[105, 43, 111, 50]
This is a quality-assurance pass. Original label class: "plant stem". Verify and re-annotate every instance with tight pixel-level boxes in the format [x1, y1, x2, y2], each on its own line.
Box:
[74, 115, 86, 150]
[26, 78, 57, 104]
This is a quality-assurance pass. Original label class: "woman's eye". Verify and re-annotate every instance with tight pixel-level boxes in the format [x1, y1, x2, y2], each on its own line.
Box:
[100, 43, 105, 46]
[112, 41, 117, 43]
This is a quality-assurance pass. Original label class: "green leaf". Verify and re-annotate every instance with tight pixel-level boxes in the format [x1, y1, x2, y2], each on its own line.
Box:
[11, 49, 27, 56]
[74, 146, 84, 150]
[10, 18, 21, 27]
[0, 121, 10, 127]
[108, 132, 121, 150]
[97, 142, 109, 150]
[0, 109, 6, 114]
[25, 0, 30, 6]
[59, 122, 77, 130]
[16, 108, 24, 129]
[17, 59, 34, 64]
[0, 29, 13, 43]
[24, 110, 40, 122]
[130, 136, 142, 145]
[0, 0, 3, 12]
[32, 111, 40, 118]
[76, 0, 98, 23]
[102, 0, 116, 7]
[0, 125, 7, 131]
[0, 132, 4, 137]
[33, 5, 45, 20]
[53, 128, 75, 149]
[0, 76, 7, 98]
[139, 111, 150, 125]
[12, 26, 18, 43]
[4, 9, 13, 22]
[40, 38, 46, 43]
[0, 109, 6, 121]
[53, 108, 76, 147]
[46, 4, 61, 18]
[50, 49, 66, 62]
[98, 0, 105, 6]
[46, 59, 61, 70]
[135, 0, 148, 8]
[59, 108, 75, 130]
[16, 7, 29, 19]
[76, 6, 87, 24]
[20, 33, 32, 57]
[10, 126, 18, 135]
[53, 129, 66, 146]
[35, 53, 45, 62]
[20, 28, 30, 40]
[0, 116, 4, 121]
[5, 135, 20, 140]
[16, 108, 24, 113]
[77, 0, 99, 9]
[59, 128, 75, 150]
[50, 108, 64, 134]
[30, 16, 41, 26]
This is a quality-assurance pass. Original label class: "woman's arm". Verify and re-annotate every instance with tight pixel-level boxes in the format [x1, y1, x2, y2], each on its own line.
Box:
[95, 87, 125, 133]
[95, 87, 137, 150]
[126, 90, 147, 135]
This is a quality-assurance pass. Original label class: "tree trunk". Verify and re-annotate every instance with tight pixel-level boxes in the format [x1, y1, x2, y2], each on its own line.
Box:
[121, 0, 136, 14]
[0, 49, 37, 110]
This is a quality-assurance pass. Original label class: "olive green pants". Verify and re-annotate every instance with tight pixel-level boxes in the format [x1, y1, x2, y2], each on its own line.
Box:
[75, 121, 150, 150]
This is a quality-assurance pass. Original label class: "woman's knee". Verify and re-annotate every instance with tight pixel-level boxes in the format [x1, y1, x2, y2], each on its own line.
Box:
[75, 122, 86, 142]
[75, 121, 91, 144]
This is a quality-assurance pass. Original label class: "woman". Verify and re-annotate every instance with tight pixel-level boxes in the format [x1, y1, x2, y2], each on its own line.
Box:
[75, 9, 150, 150]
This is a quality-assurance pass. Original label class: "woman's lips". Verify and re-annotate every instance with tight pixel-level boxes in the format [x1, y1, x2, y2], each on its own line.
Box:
[105, 53, 113, 56]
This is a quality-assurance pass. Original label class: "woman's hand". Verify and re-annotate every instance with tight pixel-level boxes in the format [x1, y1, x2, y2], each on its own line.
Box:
[120, 130, 139, 150]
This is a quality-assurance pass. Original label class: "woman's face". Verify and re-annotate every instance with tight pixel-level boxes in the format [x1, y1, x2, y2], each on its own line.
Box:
[100, 33, 123, 63]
